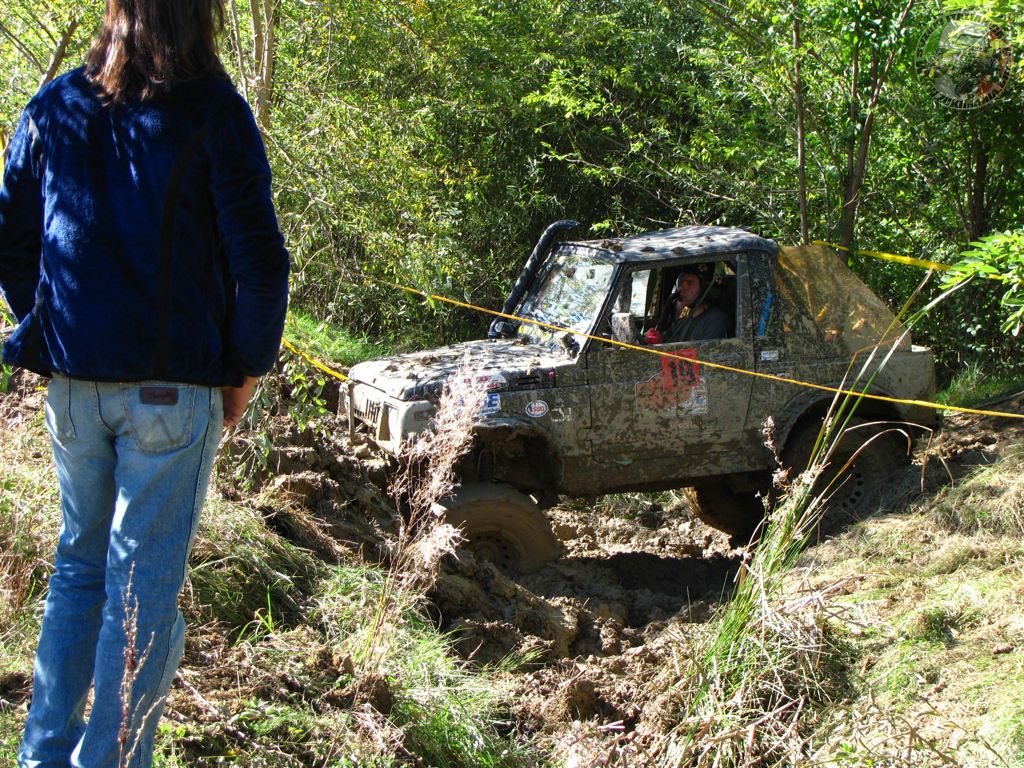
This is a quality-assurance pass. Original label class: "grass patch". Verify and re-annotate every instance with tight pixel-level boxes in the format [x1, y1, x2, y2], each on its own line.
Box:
[937, 363, 1024, 409]
[800, 450, 1024, 766]
[932, 449, 1024, 536]
[186, 494, 323, 631]
[0, 410, 58, 632]
[283, 310, 389, 368]
[160, 564, 535, 767]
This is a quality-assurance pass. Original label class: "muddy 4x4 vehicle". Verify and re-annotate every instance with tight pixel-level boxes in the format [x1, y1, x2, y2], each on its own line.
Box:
[345, 221, 936, 571]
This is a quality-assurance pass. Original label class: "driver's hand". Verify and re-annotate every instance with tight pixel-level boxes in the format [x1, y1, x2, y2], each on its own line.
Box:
[643, 328, 663, 345]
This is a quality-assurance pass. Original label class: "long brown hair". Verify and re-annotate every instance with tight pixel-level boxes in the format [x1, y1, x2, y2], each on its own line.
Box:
[85, 0, 228, 103]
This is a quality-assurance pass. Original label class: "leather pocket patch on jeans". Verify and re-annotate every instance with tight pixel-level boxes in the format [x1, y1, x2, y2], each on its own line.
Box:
[140, 386, 180, 406]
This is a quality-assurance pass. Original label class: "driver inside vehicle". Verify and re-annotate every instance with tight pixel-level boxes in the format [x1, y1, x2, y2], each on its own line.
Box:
[644, 264, 730, 344]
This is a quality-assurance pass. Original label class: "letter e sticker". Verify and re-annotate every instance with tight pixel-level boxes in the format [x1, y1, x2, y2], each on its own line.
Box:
[481, 393, 501, 415]
[525, 400, 549, 418]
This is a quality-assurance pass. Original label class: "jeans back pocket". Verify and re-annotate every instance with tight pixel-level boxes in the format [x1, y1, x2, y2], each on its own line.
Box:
[122, 384, 197, 454]
[45, 375, 77, 444]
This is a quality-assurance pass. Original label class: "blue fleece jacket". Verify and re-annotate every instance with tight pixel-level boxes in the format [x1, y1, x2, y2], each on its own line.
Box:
[0, 68, 289, 386]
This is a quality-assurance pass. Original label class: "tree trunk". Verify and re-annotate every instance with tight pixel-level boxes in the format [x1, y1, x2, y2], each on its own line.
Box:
[838, 0, 915, 255]
[792, 4, 809, 245]
[249, 0, 277, 133]
[838, 30, 861, 256]
[967, 122, 989, 242]
[228, 0, 251, 103]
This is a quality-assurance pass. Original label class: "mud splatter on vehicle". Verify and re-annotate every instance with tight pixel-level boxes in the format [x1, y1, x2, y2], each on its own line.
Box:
[345, 223, 937, 569]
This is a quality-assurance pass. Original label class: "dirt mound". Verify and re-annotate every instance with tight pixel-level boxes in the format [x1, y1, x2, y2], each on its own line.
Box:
[922, 391, 1024, 475]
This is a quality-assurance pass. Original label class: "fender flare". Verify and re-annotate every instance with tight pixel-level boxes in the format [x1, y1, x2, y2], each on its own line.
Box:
[468, 418, 563, 489]
[774, 384, 907, 453]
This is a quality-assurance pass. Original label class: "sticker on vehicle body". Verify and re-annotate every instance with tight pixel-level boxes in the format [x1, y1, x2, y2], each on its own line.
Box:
[481, 393, 501, 415]
[635, 349, 702, 411]
[457, 372, 506, 390]
[549, 407, 571, 423]
[525, 400, 549, 418]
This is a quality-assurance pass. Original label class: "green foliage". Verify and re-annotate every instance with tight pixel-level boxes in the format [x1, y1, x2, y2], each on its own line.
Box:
[942, 229, 1024, 337]
[279, 353, 329, 435]
[0, 3, 100, 129]
[284, 311, 387, 368]
[1, 0, 1022, 380]
[937, 361, 1024, 407]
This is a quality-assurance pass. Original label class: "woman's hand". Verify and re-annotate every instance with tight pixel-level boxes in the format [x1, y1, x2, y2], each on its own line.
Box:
[222, 375, 258, 427]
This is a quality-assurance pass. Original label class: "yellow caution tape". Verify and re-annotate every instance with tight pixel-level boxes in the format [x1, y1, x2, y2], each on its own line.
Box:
[375, 278, 1024, 421]
[281, 337, 349, 381]
[813, 240, 954, 272]
[275, 265, 1021, 421]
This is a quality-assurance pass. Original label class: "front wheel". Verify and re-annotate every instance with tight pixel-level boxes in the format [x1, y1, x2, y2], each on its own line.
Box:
[432, 483, 564, 573]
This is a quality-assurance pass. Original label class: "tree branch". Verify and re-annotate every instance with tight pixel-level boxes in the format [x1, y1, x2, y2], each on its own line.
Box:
[40, 19, 79, 86]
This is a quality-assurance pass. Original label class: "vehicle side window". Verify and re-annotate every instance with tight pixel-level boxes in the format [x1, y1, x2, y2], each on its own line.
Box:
[646, 261, 736, 345]
[747, 252, 782, 344]
[629, 270, 652, 316]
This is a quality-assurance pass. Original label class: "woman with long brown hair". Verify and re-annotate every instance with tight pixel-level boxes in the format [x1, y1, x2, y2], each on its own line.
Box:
[0, 1, 289, 765]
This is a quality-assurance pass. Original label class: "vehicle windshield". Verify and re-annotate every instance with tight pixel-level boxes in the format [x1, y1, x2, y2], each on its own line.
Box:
[515, 246, 616, 354]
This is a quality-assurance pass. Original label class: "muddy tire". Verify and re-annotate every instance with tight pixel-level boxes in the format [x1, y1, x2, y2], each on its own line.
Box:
[691, 482, 767, 543]
[433, 483, 564, 573]
[781, 416, 907, 528]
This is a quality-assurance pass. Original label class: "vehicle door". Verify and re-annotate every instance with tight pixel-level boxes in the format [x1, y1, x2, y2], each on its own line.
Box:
[585, 255, 758, 485]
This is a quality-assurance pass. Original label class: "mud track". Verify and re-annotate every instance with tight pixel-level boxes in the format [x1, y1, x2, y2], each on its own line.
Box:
[262, 387, 1024, 746]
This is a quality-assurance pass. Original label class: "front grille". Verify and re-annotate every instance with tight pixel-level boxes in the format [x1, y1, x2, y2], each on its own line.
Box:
[354, 397, 381, 426]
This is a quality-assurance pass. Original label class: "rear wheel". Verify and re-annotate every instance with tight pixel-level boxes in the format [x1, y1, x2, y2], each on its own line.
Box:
[692, 416, 908, 543]
[433, 483, 564, 573]
[781, 416, 906, 528]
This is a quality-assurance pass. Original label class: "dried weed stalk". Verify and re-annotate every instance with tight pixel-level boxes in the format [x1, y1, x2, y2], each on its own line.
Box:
[806, 695, 1012, 767]
[362, 360, 489, 659]
[117, 566, 158, 768]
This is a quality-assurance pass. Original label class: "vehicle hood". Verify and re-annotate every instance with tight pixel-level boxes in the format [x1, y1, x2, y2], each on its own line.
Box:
[348, 339, 571, 401]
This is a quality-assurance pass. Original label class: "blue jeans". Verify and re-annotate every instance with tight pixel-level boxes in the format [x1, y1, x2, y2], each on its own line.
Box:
[19, 377, 223, 768]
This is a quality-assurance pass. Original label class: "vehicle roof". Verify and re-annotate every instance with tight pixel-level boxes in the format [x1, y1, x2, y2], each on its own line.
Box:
[559, 225, 779, 264]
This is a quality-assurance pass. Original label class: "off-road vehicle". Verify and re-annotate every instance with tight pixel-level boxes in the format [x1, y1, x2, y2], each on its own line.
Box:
[345, 221, 936, 570]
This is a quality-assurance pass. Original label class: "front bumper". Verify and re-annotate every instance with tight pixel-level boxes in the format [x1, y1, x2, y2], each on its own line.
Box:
[345, 381, 435, 455]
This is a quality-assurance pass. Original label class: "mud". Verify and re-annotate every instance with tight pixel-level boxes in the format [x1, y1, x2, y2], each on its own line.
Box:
[258, 386, 1024, 751]
[5, 368, 1023, 757]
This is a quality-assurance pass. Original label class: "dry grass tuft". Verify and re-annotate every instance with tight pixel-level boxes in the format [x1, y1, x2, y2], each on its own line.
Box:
[806, 696, 1012, 767]
[388, 361, 490, 547]
[360, 361, 490, 659]
[932, 449, 1024, 536]
[643, 573, 848, 767]
[0, 378, 59, 639]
